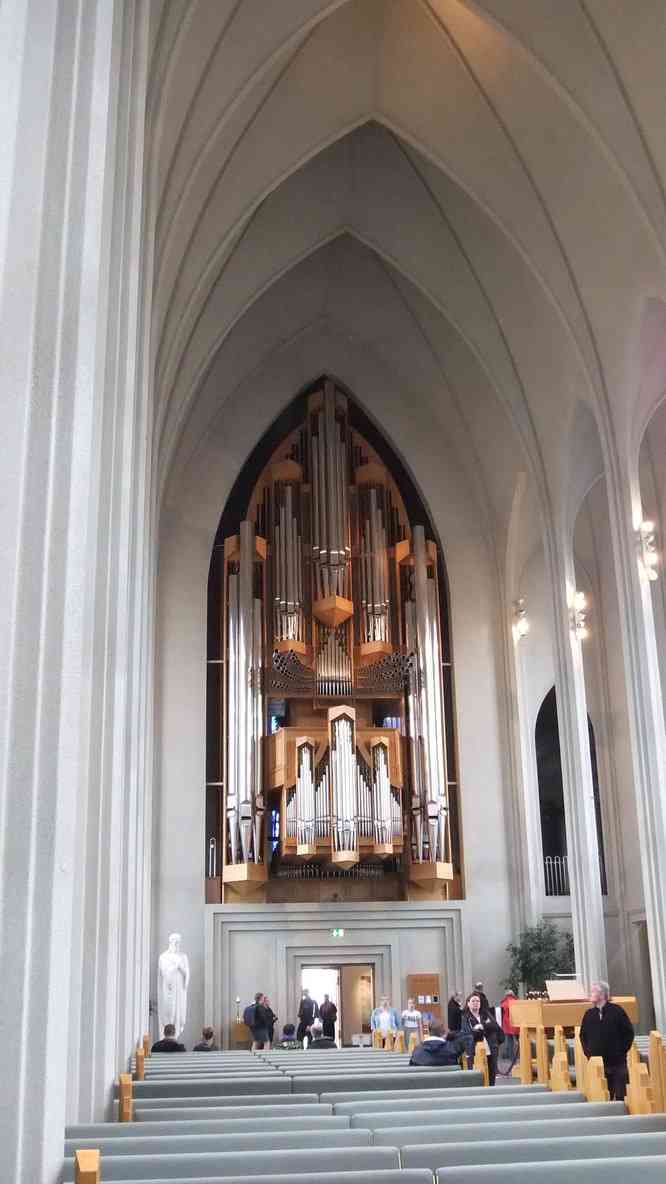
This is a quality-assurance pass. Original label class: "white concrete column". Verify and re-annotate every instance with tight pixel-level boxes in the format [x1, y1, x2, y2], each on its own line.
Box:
[606, 462, 666, 1029]
[0, 2, 151, 1180]
[546, 531, 608, 987]
[510, 624, 547, 926]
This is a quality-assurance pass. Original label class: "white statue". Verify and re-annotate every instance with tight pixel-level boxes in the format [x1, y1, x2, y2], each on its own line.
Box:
[157, 933, 190, 1038]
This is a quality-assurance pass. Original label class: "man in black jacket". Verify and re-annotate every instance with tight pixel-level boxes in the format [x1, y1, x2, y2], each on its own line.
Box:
[580, 980, 634, 1101]
[319, 993, 338, 1039]
[410, 1022, 465, 1066]
[151, 1023, 185, 1052]
[297, 988, 319, 1042]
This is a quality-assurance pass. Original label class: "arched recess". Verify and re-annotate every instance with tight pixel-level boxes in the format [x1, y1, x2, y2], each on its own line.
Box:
[205, 375, 463, 903]
[536, 687, 606, 898]
[155, 314, 514, 1044]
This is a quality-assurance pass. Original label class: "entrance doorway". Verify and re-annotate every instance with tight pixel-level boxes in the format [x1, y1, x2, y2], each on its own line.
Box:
[301, 964, 374, 1045]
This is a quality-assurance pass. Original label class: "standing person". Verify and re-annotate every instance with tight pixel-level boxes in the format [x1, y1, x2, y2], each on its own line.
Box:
[409, 1021, 465, 1066]
[580, 980, 634, 1101]
[244, 992, 271, 1051]
[151, 1023, 185, 1053]
[461, 991, 504, 1086]
[319, 993, 338, 1040]
[401, 997, 423, 1043]
[297, 988, 319, 1043]
[370, 995, 400, 1041]
[499, 990, 519, 1064]
[263, 996, 277, 1047]
[193, 1025, 218, 1051]
[472, 981, 491, 1013]
[447, 991, 463, 1032]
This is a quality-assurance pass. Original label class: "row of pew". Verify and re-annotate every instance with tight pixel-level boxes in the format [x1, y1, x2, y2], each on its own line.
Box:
[65, 1035, 666, 1183]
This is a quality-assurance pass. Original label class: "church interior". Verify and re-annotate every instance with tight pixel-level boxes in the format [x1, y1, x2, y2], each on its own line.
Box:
[3, 2, 666, 1181]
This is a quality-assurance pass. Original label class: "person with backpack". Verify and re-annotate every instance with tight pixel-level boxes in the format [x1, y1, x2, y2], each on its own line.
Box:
[244, 991, 271, 1050]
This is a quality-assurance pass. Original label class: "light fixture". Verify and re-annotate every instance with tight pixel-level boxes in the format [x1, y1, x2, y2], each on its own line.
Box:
[638, 520, 659, 582]
[512, 598, 529, 642]
[570, 590, 588, 640]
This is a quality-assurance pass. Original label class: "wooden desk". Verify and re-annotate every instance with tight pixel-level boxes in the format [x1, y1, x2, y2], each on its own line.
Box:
[230, 1021, 252, 1049]
[510, 996, 639, 1030]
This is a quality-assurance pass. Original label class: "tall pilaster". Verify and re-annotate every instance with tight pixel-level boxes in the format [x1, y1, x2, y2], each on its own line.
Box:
[606, 463, 666, 1029]
[0, 2, 151, 1181]
[546, 532, 608, 988]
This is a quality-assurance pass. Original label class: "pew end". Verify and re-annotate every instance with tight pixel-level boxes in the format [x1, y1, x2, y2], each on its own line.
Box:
[118, 1072, 133, 1122]
[74, 1148, 100, 1183]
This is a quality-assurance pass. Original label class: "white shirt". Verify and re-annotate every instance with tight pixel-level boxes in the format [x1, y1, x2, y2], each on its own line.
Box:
[401, 1008, 422, 1029]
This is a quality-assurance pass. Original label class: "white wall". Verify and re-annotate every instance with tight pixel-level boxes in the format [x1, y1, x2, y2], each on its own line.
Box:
[204, 902, 468, 1046]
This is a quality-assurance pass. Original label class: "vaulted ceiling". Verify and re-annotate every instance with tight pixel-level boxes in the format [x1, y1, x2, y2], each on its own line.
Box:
[147, 0, 666, 564]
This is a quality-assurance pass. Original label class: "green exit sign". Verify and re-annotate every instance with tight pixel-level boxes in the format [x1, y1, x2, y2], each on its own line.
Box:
[331, 927, 345, 938]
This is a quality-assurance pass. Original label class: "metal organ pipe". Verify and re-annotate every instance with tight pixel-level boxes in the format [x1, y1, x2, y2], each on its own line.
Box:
[273, 483, 303, 643]
[226, 521, 263, 865]
[227, 572, 239, 863]
[296, 743, 315, 846]
[372, 743, 391, 845]
[360, 487, 390, 644]
[412, 525, 447, 862]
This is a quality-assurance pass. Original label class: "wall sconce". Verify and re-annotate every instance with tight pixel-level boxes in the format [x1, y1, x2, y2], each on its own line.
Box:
[512, 598, 529, 641]
[570, 590, 588, 640]
[638, 520, 658, 582]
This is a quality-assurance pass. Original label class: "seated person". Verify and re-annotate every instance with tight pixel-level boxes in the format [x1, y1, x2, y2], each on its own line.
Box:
[308, 1019, 336, 1049]
[409, 1021, 465, 1066]
[151, 1023, 185, 1053]
[192, 1025, 218, 1051]
[277, 1023, 302, 1049]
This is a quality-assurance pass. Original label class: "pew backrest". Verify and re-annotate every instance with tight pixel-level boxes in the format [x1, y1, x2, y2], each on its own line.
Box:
[435, 1157, 666, 1183]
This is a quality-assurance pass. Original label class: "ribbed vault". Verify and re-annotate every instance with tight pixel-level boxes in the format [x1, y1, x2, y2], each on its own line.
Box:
[149, 0, 666, 548]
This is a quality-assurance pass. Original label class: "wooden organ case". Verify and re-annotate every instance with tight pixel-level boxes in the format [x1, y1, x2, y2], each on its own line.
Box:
[214, 381, 457, 902]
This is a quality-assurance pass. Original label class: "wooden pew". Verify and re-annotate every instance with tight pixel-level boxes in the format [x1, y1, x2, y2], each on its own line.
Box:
[393, 1030, 405, 1053]
[550, 1051, 571, 1092]
[585, 1055, 610, 1101]
[372, 1029, 383, 1049]
[573, 1026, 587, 1092]
[473, 1041, 489, 1087]
[649, 1031, 666, 1112]
[383, 1031, 394, 1051]
[135, 1046, 145, 1081]
[626, 1056, 656, 1115]
[549, 1025, 570, 1091]
[118, 1073, 133, 1122]
[143, 1033, 151, 1058]
[408, 1031, 418, 1055]
[74, 1149, 100, 1183]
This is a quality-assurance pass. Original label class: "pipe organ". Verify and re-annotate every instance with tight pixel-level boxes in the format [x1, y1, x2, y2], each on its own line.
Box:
[220, 380, 455, 894]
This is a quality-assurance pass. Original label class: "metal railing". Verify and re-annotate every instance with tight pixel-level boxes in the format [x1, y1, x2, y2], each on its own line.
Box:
[544, 854, 570, 896]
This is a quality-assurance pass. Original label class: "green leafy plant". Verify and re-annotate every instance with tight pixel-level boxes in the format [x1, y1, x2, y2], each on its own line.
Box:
[504, 920, 574, 993]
